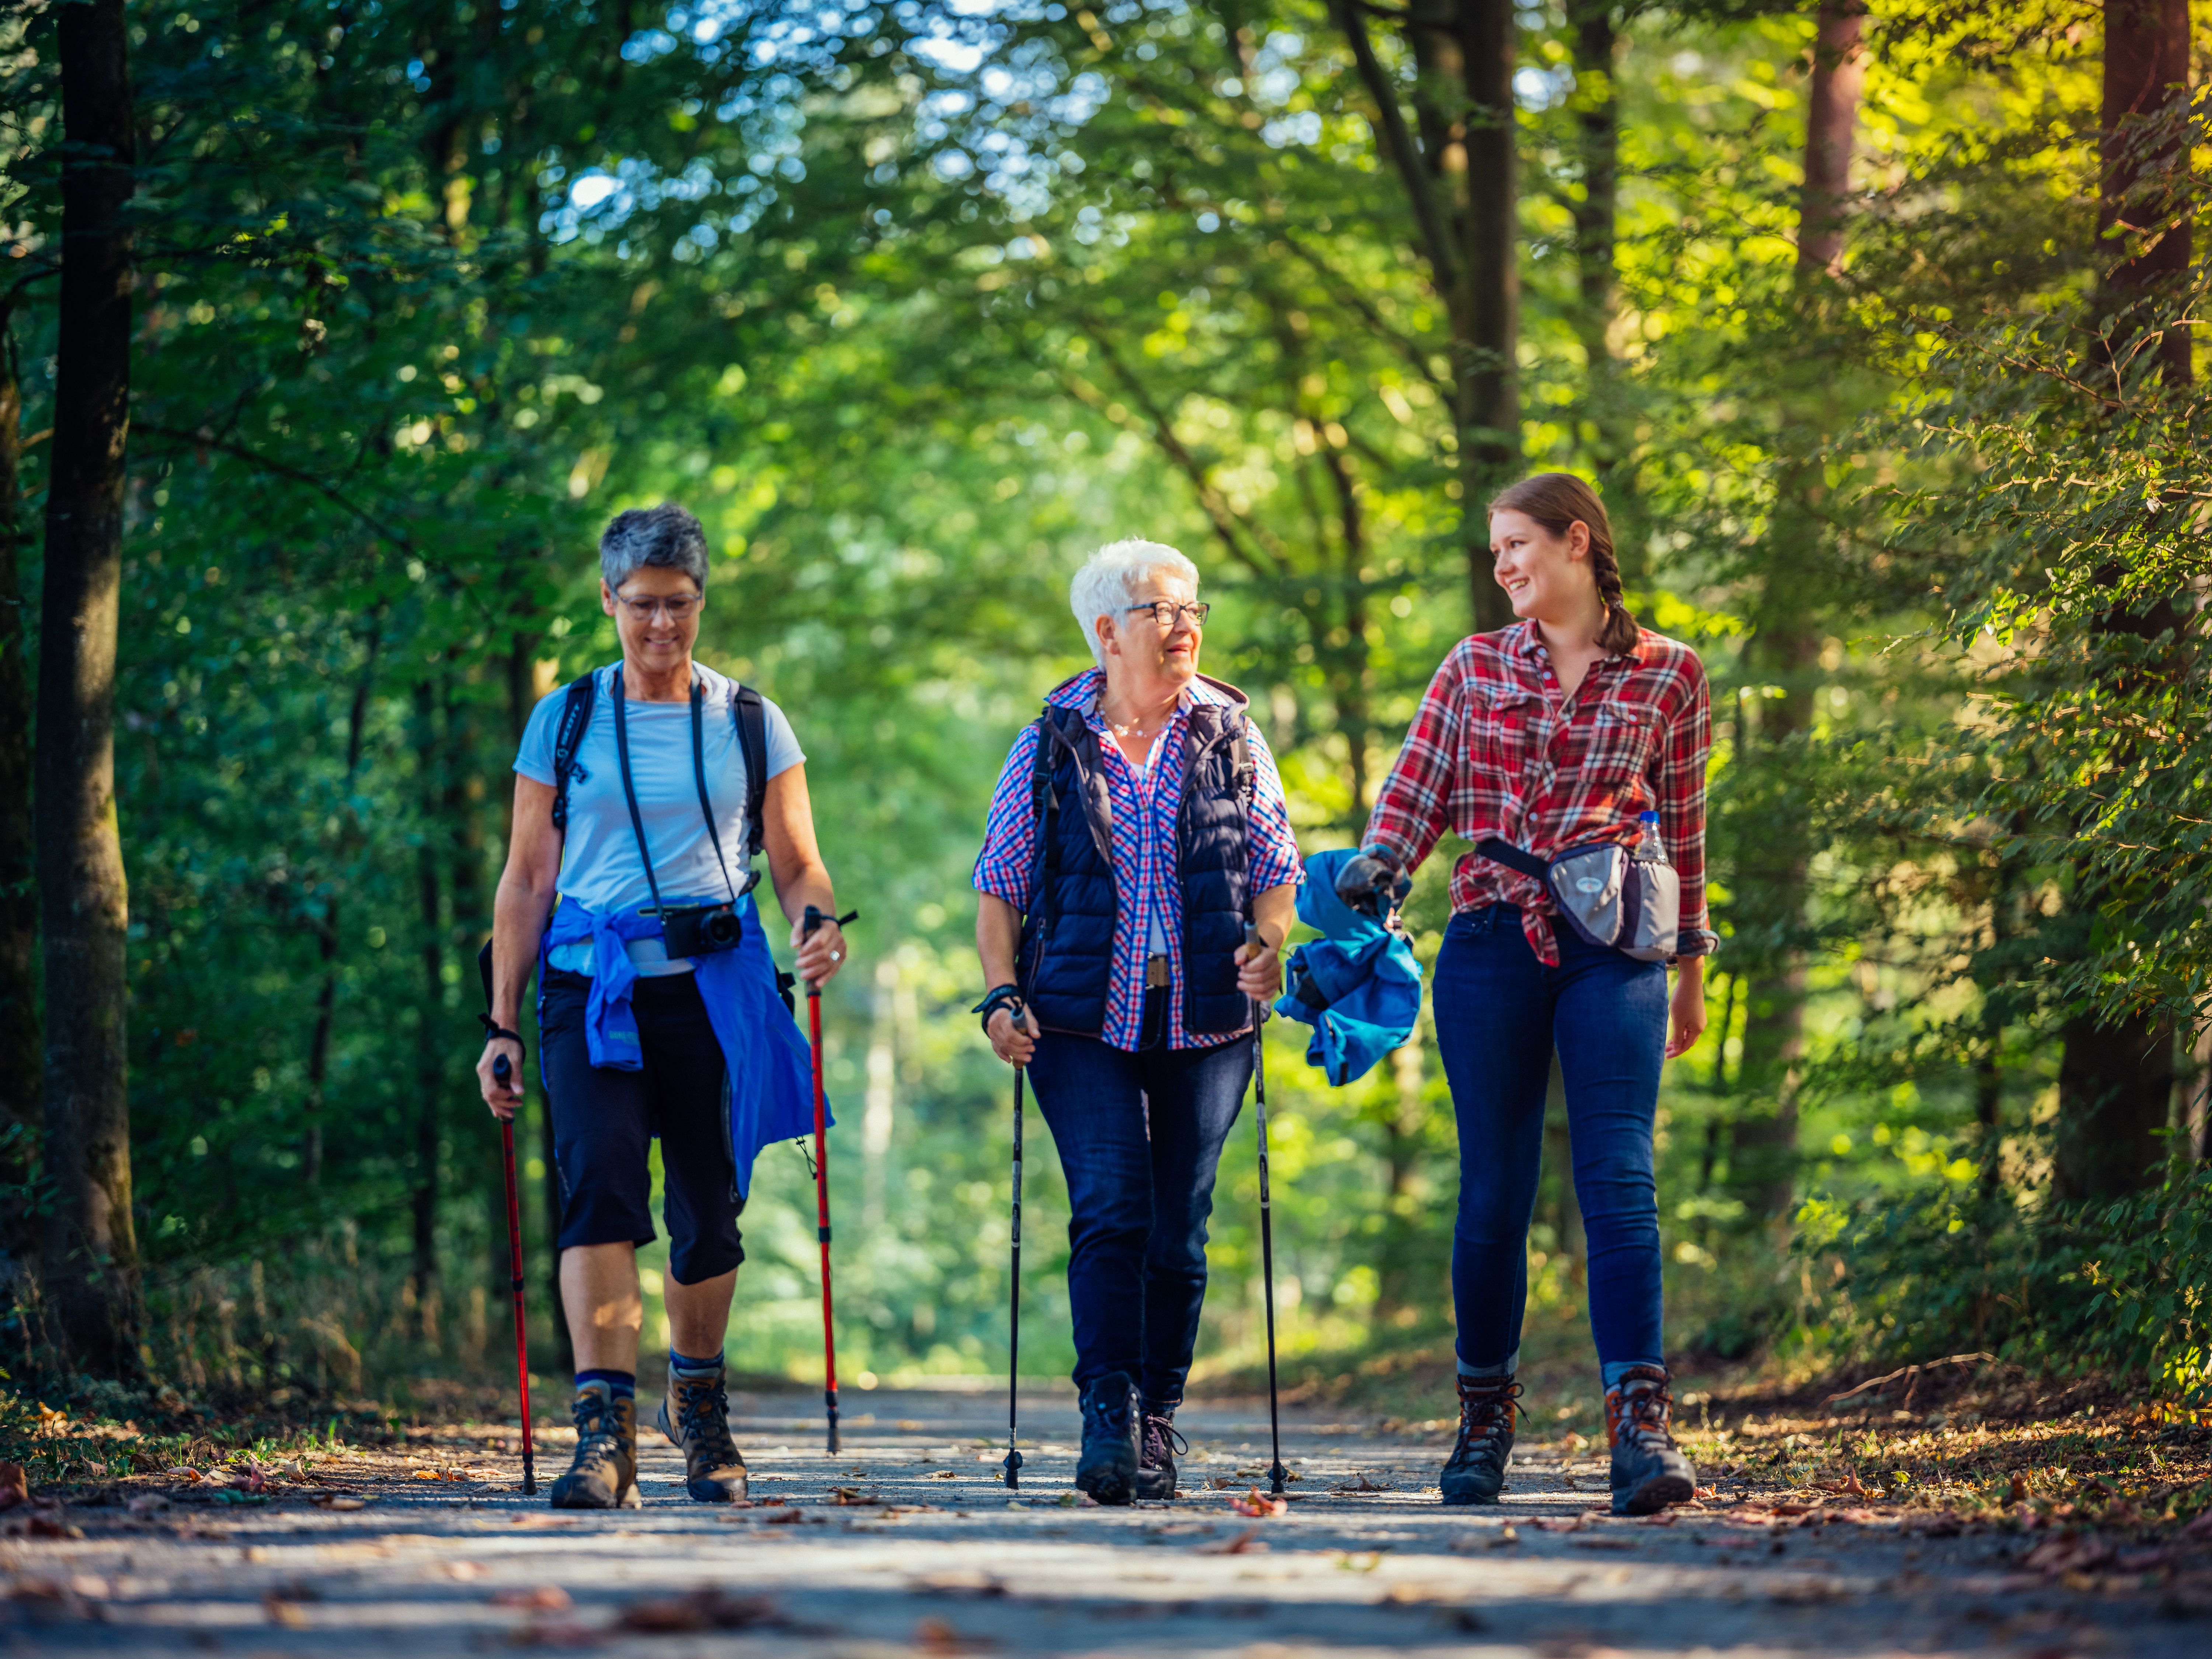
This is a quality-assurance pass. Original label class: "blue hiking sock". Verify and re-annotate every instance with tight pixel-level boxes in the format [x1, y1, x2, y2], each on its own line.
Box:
[1457, 1350, 1518, 1379]
[669, 1348, 724, 1379]
[575, 1368, 636, 1399]
[1600, 1359, 1665, 1391]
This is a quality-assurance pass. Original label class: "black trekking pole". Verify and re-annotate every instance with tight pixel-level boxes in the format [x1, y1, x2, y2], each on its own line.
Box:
[1004, 1054, 1026, 1489]
[1246, 924, 1287, 1496]
[477, 942, 538, 1496]
[801, 905, 858, 1457]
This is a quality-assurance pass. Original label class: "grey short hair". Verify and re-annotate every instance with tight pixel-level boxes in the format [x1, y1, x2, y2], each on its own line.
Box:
[1069, 538, 1200, 666]
[600, 503, 709, 592]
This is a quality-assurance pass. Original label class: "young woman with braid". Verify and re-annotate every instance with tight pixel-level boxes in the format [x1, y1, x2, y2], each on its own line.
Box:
[1338, 474, 1717, 1515]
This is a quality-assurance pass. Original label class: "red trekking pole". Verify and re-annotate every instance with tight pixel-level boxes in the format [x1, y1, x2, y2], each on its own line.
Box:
[802, 905, 858, 1456]
[479, 942, 537, 1495]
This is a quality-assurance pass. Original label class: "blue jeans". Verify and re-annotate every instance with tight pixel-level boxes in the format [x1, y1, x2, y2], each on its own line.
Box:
[1026, 991, 1253, 1407]
[1431, 906, 1668, 1376]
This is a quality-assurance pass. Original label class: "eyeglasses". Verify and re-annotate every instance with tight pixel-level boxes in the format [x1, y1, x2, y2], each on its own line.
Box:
[1125, 601, 1210, 630]
[614, 592, 702, 622]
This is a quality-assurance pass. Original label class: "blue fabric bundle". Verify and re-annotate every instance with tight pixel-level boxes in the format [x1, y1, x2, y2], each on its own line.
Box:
[1272, 848, 1425, 1086]
[539, 892, 824, 1198]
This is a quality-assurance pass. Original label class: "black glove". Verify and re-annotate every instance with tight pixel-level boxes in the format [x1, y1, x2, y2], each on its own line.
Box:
[1335, 848, 1410, 918]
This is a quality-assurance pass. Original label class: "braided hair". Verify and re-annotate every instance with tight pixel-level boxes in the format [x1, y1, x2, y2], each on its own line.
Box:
[1487, 473, 1640, 656]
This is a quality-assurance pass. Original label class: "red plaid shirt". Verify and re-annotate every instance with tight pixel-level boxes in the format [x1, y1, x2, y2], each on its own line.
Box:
[1362, 621, 1718, 967]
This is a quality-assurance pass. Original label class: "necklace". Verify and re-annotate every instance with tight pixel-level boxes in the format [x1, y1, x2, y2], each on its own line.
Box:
[1105, 693, 1178, 740]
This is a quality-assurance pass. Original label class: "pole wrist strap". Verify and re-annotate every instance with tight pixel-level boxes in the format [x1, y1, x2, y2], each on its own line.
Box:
[479, 1014, 526, 1055]
[971, 984, 1026, 1033]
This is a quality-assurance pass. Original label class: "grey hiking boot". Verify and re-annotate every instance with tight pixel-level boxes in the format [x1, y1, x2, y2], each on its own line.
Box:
[1606, 1365, 1696, 1517]
[1440, 1373, 1521, 1505]
[549, 1381, 642, 1510]
[1074, 1371, 1140, 1506]
[1134, 1406, 1186, 1501]
[657, 1364, 749, 1503]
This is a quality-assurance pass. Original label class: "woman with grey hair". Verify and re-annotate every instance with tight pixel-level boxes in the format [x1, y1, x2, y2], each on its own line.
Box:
[477, 502, 850, 1510]
[972, 537, 1302, 1504]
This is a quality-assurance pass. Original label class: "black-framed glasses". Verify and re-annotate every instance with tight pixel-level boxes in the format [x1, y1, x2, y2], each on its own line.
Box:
[1125, 600, 1210, 629]
[614, 592, 702, 622]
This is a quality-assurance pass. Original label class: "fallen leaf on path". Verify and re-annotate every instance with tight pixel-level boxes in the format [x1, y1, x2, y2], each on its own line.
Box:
[312, 1494, 369, 1511]
[927, 1469, 959, 1479]
[1230, 1488, 1287, 1518]
[126, 1495, 169, 1516]
[618, 1589, 781, 1633]
[0, 1464, 27, 1511]
[507, 1513, 575, 1528]
[2006, 1473, 2030, 1506]
[1194, 1527, 1267, 1555]
[909, 1569, 1005, 1597]
[2024, 1535, 2114, 1576]
[1528, 1516, 1583, 1533]
[829, 1486, 884, 1506]
[491, 1586, 573, 1611]
[1820, 1472, 1870, 1498]
[914, 1615, 992, 1655]
[441, 1561, 488, 1580]
[1331, 1472, 1388, 1493]
[1451, 1525, 1518, 1551]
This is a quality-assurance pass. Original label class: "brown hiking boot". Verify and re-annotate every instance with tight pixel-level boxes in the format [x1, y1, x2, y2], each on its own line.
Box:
[549, 1381, 641, 1509]
[657, 1365, 748, 1503]
[1134, 1407, 1186, 1501]
[1440, 1373, 1521, 1505]
[1606, 1365, 1696, 1516]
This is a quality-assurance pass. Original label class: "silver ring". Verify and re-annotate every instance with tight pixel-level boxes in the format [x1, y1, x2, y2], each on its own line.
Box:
[830, 950, 842, 962]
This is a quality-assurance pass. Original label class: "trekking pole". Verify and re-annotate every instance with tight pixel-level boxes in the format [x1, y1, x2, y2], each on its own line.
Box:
[1004, 1055, 1026, 1490]
[801, 905, 858, 1457]
[1246, 924, 1287, 1497]
[478, 943, 537, 1496]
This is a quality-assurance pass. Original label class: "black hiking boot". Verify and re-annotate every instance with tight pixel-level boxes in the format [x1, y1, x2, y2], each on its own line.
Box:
[1439, 1373, 1521, 1505]
[1134, 1405, 1186, 1501]
[1074, 1371, 1140, 1506]
[657, 1363, 749, 1503]
[1606, 1365, 1696, 1517]
[549, 1381, 641, 1510]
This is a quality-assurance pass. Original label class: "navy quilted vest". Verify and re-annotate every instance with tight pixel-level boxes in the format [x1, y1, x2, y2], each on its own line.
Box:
[1017, 678, 1254, 1039]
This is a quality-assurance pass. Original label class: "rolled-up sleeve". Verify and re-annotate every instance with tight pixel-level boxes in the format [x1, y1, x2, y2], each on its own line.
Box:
[973, 721, 1043, 912]
[1244, 725, 1303, 892]
[1659, 664, 1718, 958]
[1363, 649, 1464, 875]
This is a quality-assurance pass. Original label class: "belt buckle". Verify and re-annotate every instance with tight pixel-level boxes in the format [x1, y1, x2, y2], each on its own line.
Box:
[1144, 954, 1171, 990]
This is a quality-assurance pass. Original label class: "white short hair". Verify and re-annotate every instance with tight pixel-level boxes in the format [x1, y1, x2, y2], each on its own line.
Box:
[1068, 538, 1200, 666]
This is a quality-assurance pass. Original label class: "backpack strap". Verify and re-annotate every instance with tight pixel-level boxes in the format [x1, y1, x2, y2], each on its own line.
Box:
[1028, 712, 1061, 931]
[732, 683, 770, 863]
[1477, 837, 1552, 883]
[549, 671, 598, 832]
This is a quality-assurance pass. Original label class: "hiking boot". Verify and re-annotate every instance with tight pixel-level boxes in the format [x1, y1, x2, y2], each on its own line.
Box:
[1606, 1365, 1696, 1517]
[549, 1381, 641, 1510]
[1439, 1373, 1521, 1505]
[1134, 1406, 1187, 1501]
[1074, 1371, 1140, 1506]
[657, 1364, 749, 1503]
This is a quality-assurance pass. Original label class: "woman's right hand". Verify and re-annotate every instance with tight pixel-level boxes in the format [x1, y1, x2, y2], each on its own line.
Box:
[987, 1004, 1040, 1067]
[477, 1036, 525, 1120]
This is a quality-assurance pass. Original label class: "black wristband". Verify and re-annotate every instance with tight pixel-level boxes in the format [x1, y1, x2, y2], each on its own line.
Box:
[479, 1014, 526, 1058]
[971, 984, 1026, 1034]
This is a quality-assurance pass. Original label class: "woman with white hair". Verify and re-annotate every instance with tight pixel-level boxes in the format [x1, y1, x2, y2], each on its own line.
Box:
[972, 538, 1302, 1504]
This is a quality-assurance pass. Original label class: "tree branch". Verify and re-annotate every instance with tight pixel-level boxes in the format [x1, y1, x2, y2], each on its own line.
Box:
[1276, 226, 1448, 390]
[1326, 0, 1459, 294]
[135, 422, 418, 552]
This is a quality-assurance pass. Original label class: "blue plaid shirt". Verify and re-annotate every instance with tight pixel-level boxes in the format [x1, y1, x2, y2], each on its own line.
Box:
[974, 669, 1304, 1051]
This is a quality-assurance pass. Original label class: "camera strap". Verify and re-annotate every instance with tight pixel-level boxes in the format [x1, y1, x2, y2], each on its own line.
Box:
[610, 665, 671, 922]
[611, 664, 745, 922]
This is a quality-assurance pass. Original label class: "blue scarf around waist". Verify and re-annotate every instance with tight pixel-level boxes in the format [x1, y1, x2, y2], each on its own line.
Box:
[539, 893, 826, 1200]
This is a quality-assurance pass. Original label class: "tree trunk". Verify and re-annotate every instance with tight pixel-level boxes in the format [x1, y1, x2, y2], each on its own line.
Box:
[2053, 0, 2194, 1196]
[0, 311, 39, 1271]
[1798, 2, 1865, 278]
[36, 0, 139, 1374]
[1332, 0, 1518, 630]
[2098, 0, 2192, 379]
[1566, 3, 1639, 573]
[411, 683, 444, 1334]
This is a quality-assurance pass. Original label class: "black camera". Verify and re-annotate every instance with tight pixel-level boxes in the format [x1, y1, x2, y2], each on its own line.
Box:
[657, 902, 743, 959]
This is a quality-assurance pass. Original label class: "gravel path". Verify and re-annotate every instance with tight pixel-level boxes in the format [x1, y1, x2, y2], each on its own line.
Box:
[5, 1386, 2205, 1656]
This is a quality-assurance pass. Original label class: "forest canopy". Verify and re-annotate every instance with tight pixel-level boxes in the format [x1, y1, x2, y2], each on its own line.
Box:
[1, 0, 2207, 1408]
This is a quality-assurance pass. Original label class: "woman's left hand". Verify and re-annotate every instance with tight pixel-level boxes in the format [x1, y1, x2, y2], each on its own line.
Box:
[1665, 957, 1707, 1058]
[1235, 934, 1283, 1001]
[793, 917, 848, 987]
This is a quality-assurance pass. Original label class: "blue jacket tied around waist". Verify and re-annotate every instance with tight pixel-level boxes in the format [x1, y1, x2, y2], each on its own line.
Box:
[1273, 847, 1425, 1086]
[539, 893, 824, 1199]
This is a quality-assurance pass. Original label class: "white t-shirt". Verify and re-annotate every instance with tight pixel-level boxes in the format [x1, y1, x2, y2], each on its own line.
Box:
[516, 663, 804, 974]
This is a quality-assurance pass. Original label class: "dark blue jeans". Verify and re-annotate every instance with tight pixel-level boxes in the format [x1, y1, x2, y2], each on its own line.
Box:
[1432, 906, 1668, 1376]
[1026, 991, 1253, 1408]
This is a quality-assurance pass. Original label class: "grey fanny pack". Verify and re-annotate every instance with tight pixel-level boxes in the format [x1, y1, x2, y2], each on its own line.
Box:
[1477, 828, 1679, 963]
